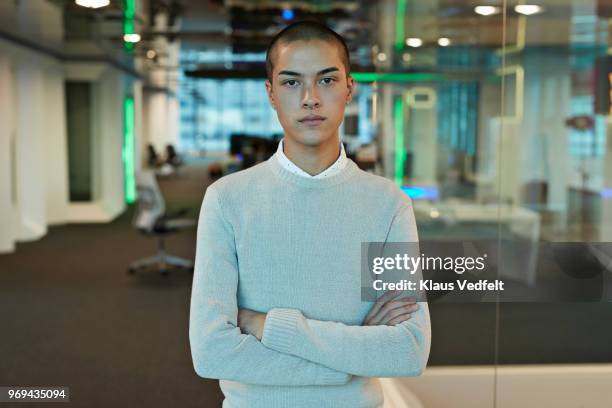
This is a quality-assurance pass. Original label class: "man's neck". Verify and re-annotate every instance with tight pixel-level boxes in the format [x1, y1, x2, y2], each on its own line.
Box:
[282, 135, 341, 176]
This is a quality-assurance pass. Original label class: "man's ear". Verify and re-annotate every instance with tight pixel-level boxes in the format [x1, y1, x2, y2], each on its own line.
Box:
[346, 75, 356, 104]
[265, 80, 276, 111]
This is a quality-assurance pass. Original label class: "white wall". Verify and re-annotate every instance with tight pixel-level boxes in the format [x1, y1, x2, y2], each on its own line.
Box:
[0, 38, 73, 251]
[97, 68, 126, 219]
[133, 80, 145, 171]
[44, 66, 70, 224]
[14, 62, 47, 241]
[0, 46, 131, 252]
[63, 63, 127, 223]
[0, 0, 143, 252]
[0, 55, 15, 252]
[0, 0, 69, 252]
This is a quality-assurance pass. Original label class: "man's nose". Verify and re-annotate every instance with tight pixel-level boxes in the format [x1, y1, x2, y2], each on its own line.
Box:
[301, 83, 320, 109]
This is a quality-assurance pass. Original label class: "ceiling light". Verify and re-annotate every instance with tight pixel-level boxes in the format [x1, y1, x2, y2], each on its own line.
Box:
[123, 33, 141, 43]
[474, 6, 500, 16]
[282, 8, 294, 20]
[406, 38, 423, 47]
[146, 50, 156, 59]
[438, 37, 451, 47]
[75, 0, 110, 8]
[376, 52, 387, 62]
[402, 53, 411, 62]
[514, 4, 543, 15]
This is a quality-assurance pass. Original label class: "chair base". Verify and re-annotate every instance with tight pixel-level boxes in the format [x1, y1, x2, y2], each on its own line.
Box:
[128, 251, 194, 277]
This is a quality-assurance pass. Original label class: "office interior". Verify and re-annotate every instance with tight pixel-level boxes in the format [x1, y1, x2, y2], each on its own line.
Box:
[1, 0, 612, 407]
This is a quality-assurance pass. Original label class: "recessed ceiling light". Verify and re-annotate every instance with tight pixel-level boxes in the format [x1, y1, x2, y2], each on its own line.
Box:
[514, 5, 543, 15]
[376, 52, 387, 62]
[474, 6, 500, 16]
[438, 37, 451, 47]
[146, 50, 156, 59]
[123, 33, 141, 43]
[406, 38, 423, 47]
[402, 53, 411, 62]
[75, 0, 110, 8]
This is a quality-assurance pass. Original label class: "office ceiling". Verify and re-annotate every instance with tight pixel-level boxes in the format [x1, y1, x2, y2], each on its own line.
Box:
[48, 0, 612, 70]
[50, 0, 612, 43]
[173, 0, 611, 54]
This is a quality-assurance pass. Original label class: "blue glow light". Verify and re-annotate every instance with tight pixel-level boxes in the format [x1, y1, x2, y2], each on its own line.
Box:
[602, 188, 612, 199]
[401, 186, 439, 201]
[282, 8, 294, 20]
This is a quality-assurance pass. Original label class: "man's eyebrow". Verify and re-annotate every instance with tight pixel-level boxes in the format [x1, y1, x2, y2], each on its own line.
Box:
[317, 67, 339, 75]
[278, 70, 302, 77]
[277, 67, 340, 77]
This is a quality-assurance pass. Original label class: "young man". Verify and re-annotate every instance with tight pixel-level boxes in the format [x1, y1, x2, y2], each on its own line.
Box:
[189, 21, 431, 408]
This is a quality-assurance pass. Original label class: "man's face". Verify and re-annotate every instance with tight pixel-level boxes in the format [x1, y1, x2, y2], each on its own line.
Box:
[265, 39, 355, 147]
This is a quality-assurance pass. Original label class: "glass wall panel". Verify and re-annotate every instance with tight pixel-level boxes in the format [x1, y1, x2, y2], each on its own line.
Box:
[368, 1, 504, 406]
[496, 0, 612, 406]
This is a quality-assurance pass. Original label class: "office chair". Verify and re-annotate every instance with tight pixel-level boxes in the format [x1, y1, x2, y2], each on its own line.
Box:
[147, 144, 162, 167]
[165, 144, 184, 169]
[128, 170, 196, 277]
[147, 144, 175, 177]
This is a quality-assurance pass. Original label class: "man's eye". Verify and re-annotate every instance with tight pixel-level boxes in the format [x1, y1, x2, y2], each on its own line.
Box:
[283, 80, 299, 87]
[320, 77, 335, 85]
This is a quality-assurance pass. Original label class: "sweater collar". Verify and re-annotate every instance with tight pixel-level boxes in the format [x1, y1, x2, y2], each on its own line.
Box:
[275, 138, 348, 179]
[267, 151, 359, 189]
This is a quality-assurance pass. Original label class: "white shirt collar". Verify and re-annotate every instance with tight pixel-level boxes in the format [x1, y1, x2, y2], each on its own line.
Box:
[275, 138, 348, 179]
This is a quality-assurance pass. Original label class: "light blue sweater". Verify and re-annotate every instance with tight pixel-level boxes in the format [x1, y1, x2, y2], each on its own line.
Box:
[189, 154, 431, 408]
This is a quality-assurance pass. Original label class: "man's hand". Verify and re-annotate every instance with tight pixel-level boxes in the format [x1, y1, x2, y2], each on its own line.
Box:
[363, 290, 419, 326]
[237, 309, 266, 340]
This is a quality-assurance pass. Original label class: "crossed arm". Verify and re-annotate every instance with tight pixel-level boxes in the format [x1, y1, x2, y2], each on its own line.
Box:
[239, 294, 429, 378]
[189, 186, 431, 385]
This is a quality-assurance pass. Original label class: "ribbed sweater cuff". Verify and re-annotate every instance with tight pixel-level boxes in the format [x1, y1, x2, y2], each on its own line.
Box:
[262, 308, 301, 354]
[318, 369, 351, 385]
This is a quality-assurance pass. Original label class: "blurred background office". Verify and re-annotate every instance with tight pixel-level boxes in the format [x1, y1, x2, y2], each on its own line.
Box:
[1, 0, 612, 407]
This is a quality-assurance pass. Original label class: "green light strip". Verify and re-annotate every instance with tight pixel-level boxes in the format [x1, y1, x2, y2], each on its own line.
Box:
[123, 0, 136, 52]
[394, 97, 406, 186]
[123, 0, 136, 25]
[123, 96, 136, 204]
[124, 19, 134, 34]
[352, 72, 447, 83]
[395, 0, 407, 51]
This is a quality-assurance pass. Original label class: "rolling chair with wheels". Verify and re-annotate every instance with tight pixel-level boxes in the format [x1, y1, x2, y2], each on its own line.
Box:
[128, 171, 196, 277]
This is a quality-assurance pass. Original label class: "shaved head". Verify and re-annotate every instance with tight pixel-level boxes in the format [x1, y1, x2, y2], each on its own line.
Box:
[265, 21, 351, 83]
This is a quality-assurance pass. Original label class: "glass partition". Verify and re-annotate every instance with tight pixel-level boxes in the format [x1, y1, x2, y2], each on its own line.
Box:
[496, 1, 612, 407]
[366, 1, 504, 406]
[367, 1, 611, 406]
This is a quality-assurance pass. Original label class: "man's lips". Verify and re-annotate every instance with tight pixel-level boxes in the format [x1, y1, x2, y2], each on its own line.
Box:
[298, 115, 326, 125]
